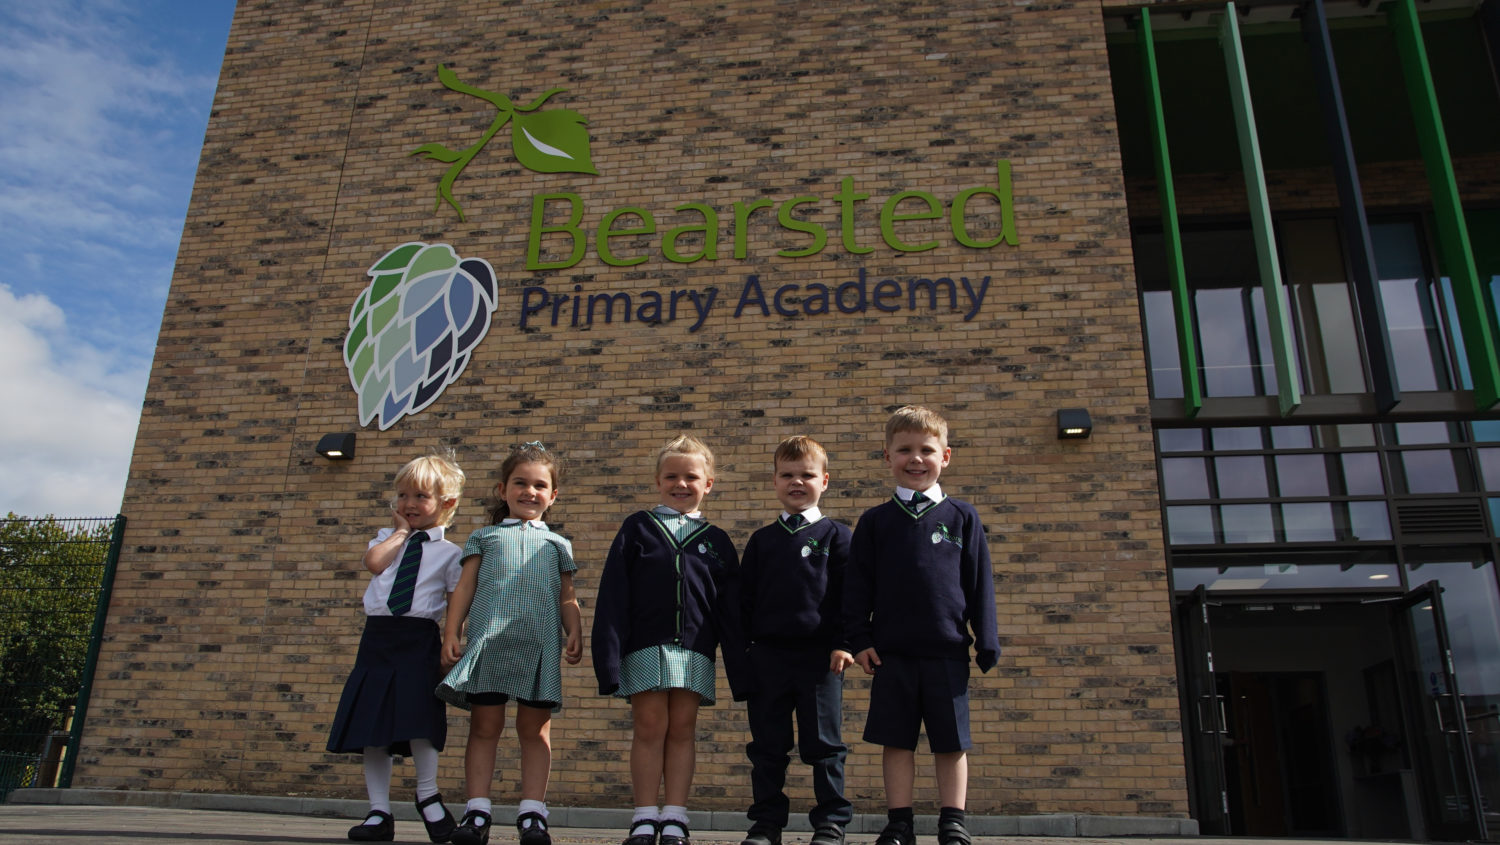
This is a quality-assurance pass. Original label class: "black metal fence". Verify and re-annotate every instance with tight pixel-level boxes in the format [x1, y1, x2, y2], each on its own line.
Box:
[0, 515, 124, 798]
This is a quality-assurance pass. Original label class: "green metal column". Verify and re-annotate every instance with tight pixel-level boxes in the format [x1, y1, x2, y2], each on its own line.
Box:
[1138, 7, 1203, 417]
[1219, 3, 1301, 415]
[1388, 0, 1500, 408]
[59, 514, 126, 788]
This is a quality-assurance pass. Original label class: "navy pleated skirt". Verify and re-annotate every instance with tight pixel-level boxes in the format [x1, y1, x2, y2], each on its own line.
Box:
[326, 615, 447, 756]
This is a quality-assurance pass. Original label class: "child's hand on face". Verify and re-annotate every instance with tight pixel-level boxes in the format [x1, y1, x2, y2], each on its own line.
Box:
[563, 629, 583, 665]
[391, 504, 411, 533]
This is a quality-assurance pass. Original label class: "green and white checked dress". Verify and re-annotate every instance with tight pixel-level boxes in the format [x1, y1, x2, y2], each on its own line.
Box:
[614, 507, 718, 704]
[438, 520, 576, 711]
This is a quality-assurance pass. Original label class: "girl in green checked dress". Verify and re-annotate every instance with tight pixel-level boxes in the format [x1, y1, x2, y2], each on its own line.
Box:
[438, 443, 583, 845]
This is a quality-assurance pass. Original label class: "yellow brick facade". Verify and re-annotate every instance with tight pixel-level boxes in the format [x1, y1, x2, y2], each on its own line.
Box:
[75, 0, 1186, 820]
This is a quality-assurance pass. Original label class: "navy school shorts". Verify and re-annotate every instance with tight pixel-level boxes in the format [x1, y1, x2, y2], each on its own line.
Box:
[861, 653, 972, 753]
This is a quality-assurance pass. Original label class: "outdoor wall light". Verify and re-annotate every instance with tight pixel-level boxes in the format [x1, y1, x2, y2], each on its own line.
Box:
[1057, 408, 1092, 440]
[316, 432, 356, 460]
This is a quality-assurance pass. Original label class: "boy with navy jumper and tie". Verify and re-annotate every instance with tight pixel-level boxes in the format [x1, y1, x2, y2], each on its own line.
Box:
[739, 436, 855, 845]
[845, 407, 999, 845]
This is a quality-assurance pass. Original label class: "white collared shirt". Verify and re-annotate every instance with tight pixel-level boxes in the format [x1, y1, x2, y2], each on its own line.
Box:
[362, 524, 464, 621]
[896, 484, 945, 506]
[782, 507, 824, 525]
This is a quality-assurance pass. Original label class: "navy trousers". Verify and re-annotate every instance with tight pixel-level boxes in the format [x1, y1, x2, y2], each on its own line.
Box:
[744, 644, 853, 828]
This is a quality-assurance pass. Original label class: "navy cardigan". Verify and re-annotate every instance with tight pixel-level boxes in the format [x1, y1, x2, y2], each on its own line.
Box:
[591, 510, 750, 700]
[845, 496, 1000, 671]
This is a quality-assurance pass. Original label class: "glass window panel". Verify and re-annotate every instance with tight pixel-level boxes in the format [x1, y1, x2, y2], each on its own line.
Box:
[1282, 502, 1336, 542]
[1473, 420, 1500, 443]
[1276, 454, 1331, 497]
[1397, 449, 1465, 494]
[1347, 501, 1392, 541]
[1325, 423, 1376, 448]
[1490, 498, 1500, 534]
[1196, 287, 1265, 396]
[1340, 452, 1385, 496]
[1158, 428, 1204, 452]
[1212, 427, 1263, 451]
[1401, 555, 1500, 701]
[1167, 505, 1216, 545]
[1161, 457, 1211, 500]
[1480, 449, 1500, 492]
[1374, 221, 1450, 391]
[1282, 218, 1368, 394]
[1220, 504, 1275, 543]
[1440, 276, 1472, 390]
[1270, 425, 1314, 449]
[1393, 421, 1456, 445]
[1172, 561, 1401, 592]
[1142, 289, 1184, 399]
[1216, 456, 1270, 498]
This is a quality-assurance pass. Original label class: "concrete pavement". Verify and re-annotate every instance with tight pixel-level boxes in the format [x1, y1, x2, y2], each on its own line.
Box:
[0, 789, 1381, 844]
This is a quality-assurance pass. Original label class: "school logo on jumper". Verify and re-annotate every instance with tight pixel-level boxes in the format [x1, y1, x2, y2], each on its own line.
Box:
[931, 523, 964, 548]
[344, 242, 498, 430]
[411, 66, 597, 221]
[801, 538, 826, 559]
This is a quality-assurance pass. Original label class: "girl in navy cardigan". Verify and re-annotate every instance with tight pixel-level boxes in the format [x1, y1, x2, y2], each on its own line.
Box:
[592, 436, 749, 845]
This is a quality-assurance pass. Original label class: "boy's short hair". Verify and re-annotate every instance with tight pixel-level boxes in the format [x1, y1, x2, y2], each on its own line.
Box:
[656, 434, 715, 476]
[885, 405, 949, 446]
[773, 435, 828, 472]
[392, 452, 466, 528]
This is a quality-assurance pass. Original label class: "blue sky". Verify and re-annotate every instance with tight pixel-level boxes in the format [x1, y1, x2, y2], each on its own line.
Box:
[0, 0, 236, 517]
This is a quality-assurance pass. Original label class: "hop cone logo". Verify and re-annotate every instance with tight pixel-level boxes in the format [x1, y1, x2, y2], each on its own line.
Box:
[344, 242, 498, 430]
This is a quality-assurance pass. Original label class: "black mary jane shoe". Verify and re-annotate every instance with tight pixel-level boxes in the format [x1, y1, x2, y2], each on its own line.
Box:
[416, 793, 458, 843]
[517, 810, 552, 845]
[450, 809, 493, 845]
[622, 819, 660, 845]
[659, 820, 691, 845]
[348, 809, 395, 842]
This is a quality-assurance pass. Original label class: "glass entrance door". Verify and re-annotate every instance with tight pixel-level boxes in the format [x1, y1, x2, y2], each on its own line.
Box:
[1392, 581, 1488, 841]
[1177, 585, 1231, 833]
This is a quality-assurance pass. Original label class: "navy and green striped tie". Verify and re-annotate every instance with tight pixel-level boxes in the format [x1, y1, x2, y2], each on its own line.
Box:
[386, 530, 429, 616]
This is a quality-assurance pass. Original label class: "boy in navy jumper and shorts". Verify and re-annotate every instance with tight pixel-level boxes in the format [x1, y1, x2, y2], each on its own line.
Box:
[739, 436, 855, 845]
[845, 407, 1000, 845]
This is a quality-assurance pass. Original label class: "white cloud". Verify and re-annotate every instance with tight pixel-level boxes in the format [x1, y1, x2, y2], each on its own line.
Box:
[0, 284, 144, 517]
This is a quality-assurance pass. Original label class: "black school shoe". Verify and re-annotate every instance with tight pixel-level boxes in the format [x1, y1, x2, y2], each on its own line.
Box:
[416, 793, 457, 843]
[517, 811, 552, 845]
[348, 810, 394, 842]
[809, 825, 845, 845]
[873, 819, 914, 845]
[659, 819, 691, 845]
[622, 820, 659, 845]
[936, 819, 971, 845]
[450, 809, 493, 845]
[739, 822, 781, 845]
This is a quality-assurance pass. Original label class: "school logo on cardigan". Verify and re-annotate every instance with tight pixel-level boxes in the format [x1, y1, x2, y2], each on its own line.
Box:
[411, 66, 597, 222]
[344, 242, 499, 430]
[800, 538, 826, 559]
[931, 523, 964, 548]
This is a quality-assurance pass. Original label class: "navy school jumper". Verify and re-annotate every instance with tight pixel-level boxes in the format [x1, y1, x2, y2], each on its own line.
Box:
[845, 495, 1000, 671]
[591, 510, 751, 700]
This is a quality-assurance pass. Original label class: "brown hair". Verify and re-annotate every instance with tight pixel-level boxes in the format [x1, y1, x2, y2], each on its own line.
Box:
[884, 405, 949, 446]
[773, 435, 828, 472]
[485, 441, 563, 523]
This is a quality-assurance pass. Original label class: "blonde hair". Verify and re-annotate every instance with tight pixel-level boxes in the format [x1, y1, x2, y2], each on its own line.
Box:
[655, 434, 715, 477]
[392, 452, 466, 528]
[885, 405, 949, 447]
[773, 435, 828, 472]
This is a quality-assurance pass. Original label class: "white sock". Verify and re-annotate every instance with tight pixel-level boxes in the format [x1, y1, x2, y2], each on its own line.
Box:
[632, 806, 659, 837]
[519, 799, 549, 827]
[467, 797, 493, 825]
[661, 805, 689, 838]
[362, 747, 393, 822]
[409, 739, 445, 822]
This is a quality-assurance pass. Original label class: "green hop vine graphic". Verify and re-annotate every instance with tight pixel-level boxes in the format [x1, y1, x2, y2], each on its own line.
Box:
[411, 64, 598, 221]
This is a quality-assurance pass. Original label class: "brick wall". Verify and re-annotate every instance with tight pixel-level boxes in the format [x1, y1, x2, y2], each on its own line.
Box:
[75, 0, 1186, 819]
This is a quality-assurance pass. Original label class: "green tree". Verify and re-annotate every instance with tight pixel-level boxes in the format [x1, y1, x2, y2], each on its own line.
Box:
[0, 516, 112, 755]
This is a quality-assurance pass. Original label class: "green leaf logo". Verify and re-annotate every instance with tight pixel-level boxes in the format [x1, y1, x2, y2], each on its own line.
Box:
[411, 65, 597, 221]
